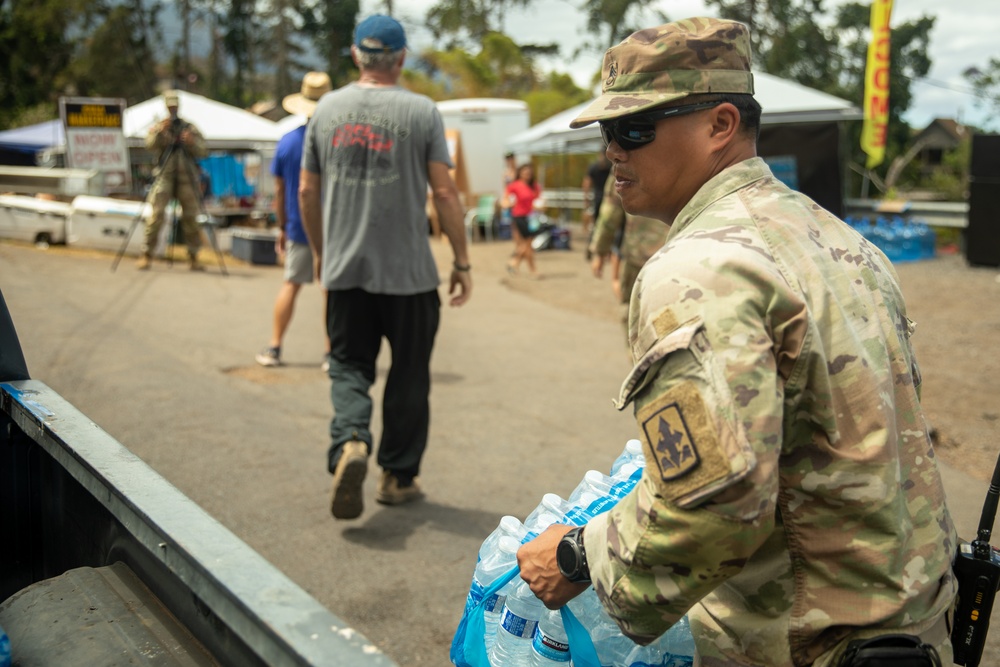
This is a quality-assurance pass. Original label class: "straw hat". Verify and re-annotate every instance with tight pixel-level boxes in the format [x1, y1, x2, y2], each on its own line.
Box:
[282, 72, 333, 118]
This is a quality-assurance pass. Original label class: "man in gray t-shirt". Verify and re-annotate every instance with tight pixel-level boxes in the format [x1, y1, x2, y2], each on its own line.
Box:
[300, 14, 471, 521]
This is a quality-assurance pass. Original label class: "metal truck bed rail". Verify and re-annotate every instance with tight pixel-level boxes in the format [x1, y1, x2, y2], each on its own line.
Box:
[0, 379, 397, 666]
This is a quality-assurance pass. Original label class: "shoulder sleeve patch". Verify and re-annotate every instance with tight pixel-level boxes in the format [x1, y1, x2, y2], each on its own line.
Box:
[637, 380, 732, 504]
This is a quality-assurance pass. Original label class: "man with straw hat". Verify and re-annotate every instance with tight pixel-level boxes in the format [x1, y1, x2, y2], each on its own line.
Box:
[517, 17, 956, 667]
[256, 72, 333, 368]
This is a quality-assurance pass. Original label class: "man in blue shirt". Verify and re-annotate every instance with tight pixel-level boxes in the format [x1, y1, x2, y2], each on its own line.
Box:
[256, 72, 332, 368]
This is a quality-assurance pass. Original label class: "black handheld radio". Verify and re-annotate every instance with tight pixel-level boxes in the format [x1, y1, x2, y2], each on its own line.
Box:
[952, 452, 1000, 666]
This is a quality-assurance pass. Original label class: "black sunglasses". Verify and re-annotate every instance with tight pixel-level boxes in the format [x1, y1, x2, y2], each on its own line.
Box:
[599, 102, 722, 151]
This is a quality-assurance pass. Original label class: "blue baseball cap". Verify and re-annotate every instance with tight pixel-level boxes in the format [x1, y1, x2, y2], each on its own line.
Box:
[354, 15, 407, 53]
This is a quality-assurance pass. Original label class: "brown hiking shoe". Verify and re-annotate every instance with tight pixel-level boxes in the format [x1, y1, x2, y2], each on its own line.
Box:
[329, 441, 368, 519]
[375, 471, 424, 506]
[189, 256, 205, 271]
[136, 254, 151, 270]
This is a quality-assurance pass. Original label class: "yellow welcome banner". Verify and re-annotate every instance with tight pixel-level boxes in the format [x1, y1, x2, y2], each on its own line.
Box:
[861, 0, 893, 169]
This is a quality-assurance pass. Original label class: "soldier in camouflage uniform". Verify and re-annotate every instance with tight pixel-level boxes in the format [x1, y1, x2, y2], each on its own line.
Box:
[517, 18, 957, 667]
[589, 175, 667, 317]
[137, 90, 208, 271]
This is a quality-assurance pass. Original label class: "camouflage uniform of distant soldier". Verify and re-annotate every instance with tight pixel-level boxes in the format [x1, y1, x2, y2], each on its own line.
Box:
[588, 175, 667, 317]
[138, 90, 208, 271]
[517, 17, 957, 667]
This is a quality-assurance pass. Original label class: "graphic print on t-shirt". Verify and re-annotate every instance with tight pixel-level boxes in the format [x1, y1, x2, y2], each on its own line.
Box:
[325, 112, 410, 186]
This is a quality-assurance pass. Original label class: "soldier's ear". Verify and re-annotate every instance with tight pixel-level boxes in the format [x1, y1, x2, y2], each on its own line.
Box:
[706, 103, 741, 148]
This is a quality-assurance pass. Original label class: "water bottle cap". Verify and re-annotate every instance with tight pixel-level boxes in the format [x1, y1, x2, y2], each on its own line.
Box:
[500, 515, 523, 533]
[498, 536, 520, 553]
[626, 439, 643, 454]
[542, 493, 564, 510]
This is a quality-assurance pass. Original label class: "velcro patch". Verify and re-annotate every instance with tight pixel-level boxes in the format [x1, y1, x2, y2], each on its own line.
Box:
[636, 380, 731, 503]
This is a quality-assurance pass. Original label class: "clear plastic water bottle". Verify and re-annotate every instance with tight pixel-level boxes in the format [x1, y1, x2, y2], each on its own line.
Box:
[567, 469, 616, 519]
[489, 579, 545, 666]
[667, 615, 696, 666]
[465, 536, 521, 652]
[610, 439, 644, 477]
[567, 588, 636, 667]
[528, 608, 571, 665]
[0, 623, 10, 667]
[629, 614, 696, 667]
[523, 493, 571, 541]
[479, 515, 528, 561]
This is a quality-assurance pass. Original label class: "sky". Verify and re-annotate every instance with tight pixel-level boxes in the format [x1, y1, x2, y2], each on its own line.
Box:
[361, 0, 1000, 130]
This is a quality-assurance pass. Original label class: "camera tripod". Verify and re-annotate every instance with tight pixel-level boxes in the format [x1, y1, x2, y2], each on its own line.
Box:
[111, 129, 228, 276]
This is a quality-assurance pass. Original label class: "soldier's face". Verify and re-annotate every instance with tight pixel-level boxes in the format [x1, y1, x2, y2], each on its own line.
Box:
[606, 105, 714, 224]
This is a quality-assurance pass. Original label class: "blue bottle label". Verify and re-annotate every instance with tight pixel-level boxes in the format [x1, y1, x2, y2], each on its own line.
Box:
[484, 592, 506, 614]
[499, 606, 538, 640]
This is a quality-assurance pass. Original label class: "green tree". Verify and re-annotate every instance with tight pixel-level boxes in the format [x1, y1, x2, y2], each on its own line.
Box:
[62, 2, 161, 104]
[964, 58, 1000, 130]
[426, 0, 532, 48]
[582, 0, 656, 50]
[0, 0, 93, 128]
[301, 0, 359, 87]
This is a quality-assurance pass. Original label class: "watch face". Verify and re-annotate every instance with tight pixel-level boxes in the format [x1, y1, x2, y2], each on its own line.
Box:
[557, 535, 580, 578]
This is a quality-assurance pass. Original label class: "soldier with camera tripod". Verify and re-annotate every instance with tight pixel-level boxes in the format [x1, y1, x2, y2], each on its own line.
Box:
[136, 90, 208, 271]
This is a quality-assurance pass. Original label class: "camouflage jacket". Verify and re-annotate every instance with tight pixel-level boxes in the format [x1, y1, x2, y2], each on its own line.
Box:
[582, 158, 957, 666]
[145, 117, 207, 185]
[589, 176, 667, 269]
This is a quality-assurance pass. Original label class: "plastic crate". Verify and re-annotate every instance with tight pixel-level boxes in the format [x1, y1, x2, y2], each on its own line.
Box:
[230, 229, 277, 265]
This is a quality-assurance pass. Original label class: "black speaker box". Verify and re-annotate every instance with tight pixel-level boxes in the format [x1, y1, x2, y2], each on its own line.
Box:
[966, 135, 1000, 267]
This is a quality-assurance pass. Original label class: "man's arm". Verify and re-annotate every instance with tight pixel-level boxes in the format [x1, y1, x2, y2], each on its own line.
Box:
[273, 175, 287, 254]
[299, 168, 323, 282]
[428, 161, 471, 307]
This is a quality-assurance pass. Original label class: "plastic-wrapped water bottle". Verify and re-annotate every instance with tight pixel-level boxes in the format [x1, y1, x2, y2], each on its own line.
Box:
[610, 439, 644, 477]
[465, 536, 521, 652]
[628, 615, 696, 667]
[0, 623, 10, 667]
[523, 493, 571, 541]
[567, 588, 636, 666]
[528, 608, 571, 665]
[479, 515, 528, 561]
[489, 579, 545, 666]
[569, 470, 617, 518]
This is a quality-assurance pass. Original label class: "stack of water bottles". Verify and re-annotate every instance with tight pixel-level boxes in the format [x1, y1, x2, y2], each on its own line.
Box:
[844, 215, 937, 264]
[1, 622, 11, 667]
[452, 439, 696, 667]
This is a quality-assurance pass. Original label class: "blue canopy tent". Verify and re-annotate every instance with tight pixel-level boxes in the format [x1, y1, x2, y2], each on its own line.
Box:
[0, 120, 65, 166]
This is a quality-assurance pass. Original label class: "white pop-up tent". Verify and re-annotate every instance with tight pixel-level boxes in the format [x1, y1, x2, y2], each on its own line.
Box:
[1, 91, 283, 161]
[505, 72, 862, 155]
[506, 72, 864, 217]
[123, 90, 283, 150]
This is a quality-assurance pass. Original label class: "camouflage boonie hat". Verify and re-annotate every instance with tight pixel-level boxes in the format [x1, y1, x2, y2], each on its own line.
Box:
[570, 17, 754, 128]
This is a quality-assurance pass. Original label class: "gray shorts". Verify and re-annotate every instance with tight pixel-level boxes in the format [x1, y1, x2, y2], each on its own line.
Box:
[284, 241, 314, 284]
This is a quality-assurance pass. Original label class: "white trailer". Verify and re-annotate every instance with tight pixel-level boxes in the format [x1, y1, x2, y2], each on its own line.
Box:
[436, 98, 529, 203]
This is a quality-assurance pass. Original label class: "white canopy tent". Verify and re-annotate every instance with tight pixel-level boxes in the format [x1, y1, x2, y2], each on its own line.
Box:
[505, 71, 863, 156]
[123, 90, 284, 150]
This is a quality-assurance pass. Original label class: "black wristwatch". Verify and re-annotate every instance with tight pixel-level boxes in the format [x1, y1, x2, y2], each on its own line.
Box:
[556, 526, 591, 583]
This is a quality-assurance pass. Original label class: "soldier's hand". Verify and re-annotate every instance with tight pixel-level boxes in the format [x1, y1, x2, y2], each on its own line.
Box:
[517, 524, 589, 609]
[591, 253, 607, 278]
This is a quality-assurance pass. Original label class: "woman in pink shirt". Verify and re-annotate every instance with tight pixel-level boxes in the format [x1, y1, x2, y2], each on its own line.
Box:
[504, 163, 542, 278]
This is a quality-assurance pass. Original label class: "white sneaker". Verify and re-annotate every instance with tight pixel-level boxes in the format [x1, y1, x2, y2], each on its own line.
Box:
[255, 347, 281, 367]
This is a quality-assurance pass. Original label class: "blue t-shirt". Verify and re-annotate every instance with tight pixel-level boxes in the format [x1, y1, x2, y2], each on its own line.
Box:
[270, 124, 308, 244]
